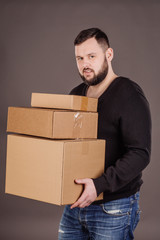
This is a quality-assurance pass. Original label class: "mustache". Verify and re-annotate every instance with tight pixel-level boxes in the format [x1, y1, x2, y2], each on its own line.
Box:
[83, 68, 94, 73]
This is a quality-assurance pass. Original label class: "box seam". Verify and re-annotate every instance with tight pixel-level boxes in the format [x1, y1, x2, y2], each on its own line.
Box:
[52, 111, 54, 138]
[71, 96, 74, 111]
[61, 142, 65, 205]
[5, 135, 9, 193]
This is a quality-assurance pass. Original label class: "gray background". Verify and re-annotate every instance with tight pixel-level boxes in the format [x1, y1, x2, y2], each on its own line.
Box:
[0, 0, 159, 239]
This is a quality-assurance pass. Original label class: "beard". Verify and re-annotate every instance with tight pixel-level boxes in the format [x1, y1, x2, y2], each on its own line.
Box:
[79, 57, 108, 86]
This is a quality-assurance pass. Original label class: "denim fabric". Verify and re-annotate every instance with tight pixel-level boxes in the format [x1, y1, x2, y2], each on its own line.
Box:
[58, 192, 140, 240]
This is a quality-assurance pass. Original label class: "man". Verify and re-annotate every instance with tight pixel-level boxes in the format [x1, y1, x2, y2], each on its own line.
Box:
[58, 28, 151, 239]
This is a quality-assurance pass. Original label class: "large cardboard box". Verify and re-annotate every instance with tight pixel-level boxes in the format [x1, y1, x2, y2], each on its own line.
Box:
[7, 107, 98, 139]
[31, 93, 98, 112]
[5, 134, 105, 205]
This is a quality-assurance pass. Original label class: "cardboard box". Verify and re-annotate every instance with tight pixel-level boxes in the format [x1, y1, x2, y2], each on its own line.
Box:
[5, 134, 105, 205]
[7, 107, 98, 139]
[31, 93, 98, 112]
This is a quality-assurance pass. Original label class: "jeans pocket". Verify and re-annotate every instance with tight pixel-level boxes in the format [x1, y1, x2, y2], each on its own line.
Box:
[101, 203, 131, 217]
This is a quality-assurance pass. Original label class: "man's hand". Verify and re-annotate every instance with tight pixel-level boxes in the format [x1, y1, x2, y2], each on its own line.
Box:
[70, 178, 97, 209]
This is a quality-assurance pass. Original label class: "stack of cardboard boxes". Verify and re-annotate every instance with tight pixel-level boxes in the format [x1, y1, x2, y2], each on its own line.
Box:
[5, 93, 106, 205]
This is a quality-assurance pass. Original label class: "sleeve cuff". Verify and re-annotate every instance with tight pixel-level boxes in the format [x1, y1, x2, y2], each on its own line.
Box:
[92, 175, 108, 196]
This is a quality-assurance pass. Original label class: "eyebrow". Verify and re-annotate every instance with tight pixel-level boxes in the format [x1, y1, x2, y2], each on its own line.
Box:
[88, 52, 97, 56]
[76, 52, 97, 58]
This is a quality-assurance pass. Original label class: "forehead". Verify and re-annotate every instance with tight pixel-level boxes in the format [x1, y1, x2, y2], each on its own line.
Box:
[75, 37, 103, 56]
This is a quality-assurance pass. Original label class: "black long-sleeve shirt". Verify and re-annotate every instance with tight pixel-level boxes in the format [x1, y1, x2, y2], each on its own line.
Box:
[70, 76, 151, 203]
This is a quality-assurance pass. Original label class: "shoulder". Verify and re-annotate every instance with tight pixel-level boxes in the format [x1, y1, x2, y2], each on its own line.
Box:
[117, 77, 148, 103]
[69, 83, 86, 96]
[117, 77, 142, 93]
[115, 77, 151, 120]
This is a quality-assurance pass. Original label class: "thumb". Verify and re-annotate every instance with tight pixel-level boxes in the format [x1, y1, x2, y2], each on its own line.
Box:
[74, 179, 86, 184]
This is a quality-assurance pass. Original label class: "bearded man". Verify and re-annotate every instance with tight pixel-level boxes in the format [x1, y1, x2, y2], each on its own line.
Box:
[58, 28, 151, 240]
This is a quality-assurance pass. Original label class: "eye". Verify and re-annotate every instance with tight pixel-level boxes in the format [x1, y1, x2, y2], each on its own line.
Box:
[89, 55, 95, 59]
[77, 57, 83, 61]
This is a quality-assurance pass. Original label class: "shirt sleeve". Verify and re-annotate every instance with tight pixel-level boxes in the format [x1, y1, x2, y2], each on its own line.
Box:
[93, 88, 152, 196]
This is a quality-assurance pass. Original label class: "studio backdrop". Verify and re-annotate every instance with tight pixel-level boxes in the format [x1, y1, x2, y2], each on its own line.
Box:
[0, 0, 159, 239]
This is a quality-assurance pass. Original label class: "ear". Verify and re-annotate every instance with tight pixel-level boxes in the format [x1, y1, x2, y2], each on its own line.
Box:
[105, 48, 114, 62]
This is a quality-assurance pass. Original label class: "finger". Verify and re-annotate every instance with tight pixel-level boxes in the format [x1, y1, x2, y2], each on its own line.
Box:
[72, 194, 91, 209]
[70, 198, 84, 209]
[70, 200, 80, 209]
[75, 179, 87, 184]
[79, 200, 92, 208]
[70, 193, 87, 209]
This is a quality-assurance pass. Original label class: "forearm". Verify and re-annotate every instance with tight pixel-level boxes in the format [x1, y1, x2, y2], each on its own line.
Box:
[93, 146, 150, 196]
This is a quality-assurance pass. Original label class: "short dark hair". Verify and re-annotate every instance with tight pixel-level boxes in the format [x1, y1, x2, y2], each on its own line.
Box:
[74, 28, 110, 51]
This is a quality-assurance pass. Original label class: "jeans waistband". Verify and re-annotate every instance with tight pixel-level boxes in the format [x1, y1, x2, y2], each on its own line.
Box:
[130, 191, 140, 200]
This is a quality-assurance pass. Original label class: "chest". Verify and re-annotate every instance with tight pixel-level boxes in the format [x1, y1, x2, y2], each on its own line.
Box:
[97, 97, 121, 138]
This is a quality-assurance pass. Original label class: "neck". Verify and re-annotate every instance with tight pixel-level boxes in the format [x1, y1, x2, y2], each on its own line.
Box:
[86, 70, 118, 98]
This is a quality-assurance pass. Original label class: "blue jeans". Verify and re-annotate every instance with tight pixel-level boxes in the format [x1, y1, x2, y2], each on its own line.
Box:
[58, 192, 140, 240]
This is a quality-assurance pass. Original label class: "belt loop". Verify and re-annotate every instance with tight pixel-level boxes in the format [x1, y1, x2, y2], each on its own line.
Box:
[134, 193, 137, 200]
[135, 191, 139, 200]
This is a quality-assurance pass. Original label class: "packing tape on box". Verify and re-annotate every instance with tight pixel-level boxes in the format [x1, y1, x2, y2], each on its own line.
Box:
[73, 112, 83, 138]
[81, 97, 88, 111]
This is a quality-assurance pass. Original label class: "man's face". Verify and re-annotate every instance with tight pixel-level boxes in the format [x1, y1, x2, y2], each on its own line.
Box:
[75, 37, 108, 86]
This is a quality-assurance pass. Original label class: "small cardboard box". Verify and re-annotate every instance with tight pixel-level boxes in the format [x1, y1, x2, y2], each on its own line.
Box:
[31, 93, 98, 112]
[7, 107, 98, 139]
[5, 134, 105, 205]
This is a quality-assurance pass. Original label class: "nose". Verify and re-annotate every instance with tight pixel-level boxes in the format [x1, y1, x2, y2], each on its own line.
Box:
[82, 58, 91, 69]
